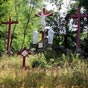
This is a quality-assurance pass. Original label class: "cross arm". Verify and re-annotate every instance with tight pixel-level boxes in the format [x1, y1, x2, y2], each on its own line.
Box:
[70, 14, 77, 18]
[45, 13, 53, 16]
[11, 21, 18, 24]
[2, 22, 9, 24]
[35, 13, 41, 17]
[80, 14, 88, 17]
[2, 21, 18, 24]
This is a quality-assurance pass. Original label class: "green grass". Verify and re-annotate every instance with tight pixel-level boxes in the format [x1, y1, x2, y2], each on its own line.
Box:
[0, 53, 88, 88]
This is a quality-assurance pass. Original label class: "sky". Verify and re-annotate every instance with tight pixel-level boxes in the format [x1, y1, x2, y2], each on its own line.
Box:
[43, 0, 79, 32]
[43, 0, 72, 17]
[43, 0, 87, 32]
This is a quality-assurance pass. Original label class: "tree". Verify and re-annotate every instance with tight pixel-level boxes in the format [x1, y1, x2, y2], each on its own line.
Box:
[46, 0, 76, 50]
[79, 0, 88, 10]
[0, 0, 42, 52]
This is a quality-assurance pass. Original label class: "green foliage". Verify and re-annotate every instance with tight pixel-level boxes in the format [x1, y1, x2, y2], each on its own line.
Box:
[0, 0, 88, 58]
[0, 0, 42, 52]
[80, 37, 88, 58]
[30, 54, 48, 68]
[79, 0, 88, 10]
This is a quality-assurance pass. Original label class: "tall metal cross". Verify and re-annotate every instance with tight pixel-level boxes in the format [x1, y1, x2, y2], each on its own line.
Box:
[36, 7, 53, 43]
[2, 17, 18, 53]
[70, 7, 88, 48]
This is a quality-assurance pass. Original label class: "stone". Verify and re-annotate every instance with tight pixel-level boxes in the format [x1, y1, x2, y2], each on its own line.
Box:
[48, 27, 55, 44]
[33, 30, 38, 44]
[38, 42, 43, 48]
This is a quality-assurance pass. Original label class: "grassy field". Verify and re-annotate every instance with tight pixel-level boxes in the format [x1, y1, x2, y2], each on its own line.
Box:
[0, 53, 88, 88]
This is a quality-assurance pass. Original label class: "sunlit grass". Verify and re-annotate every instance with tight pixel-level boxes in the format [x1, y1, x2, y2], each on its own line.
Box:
[0, 53, 88, 88]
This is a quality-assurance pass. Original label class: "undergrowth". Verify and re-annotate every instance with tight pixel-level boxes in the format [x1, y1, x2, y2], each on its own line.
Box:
[0, 53, 88, 88]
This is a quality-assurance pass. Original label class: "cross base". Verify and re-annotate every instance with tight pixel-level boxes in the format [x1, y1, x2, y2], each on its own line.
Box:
[5, 51, 14, 56]
[76, 48, 82, 53]
[22, 66, 28, 70]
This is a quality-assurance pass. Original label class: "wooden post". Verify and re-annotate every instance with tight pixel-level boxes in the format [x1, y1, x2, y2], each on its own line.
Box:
[2, 17, 18, 53]
[70, 7, 88, 48]
[77, 7, 81, 48]
[23, 57, 26, 68]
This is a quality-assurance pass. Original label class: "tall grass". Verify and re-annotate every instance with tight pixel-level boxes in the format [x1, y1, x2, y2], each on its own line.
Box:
[0, 53, 88, 88]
